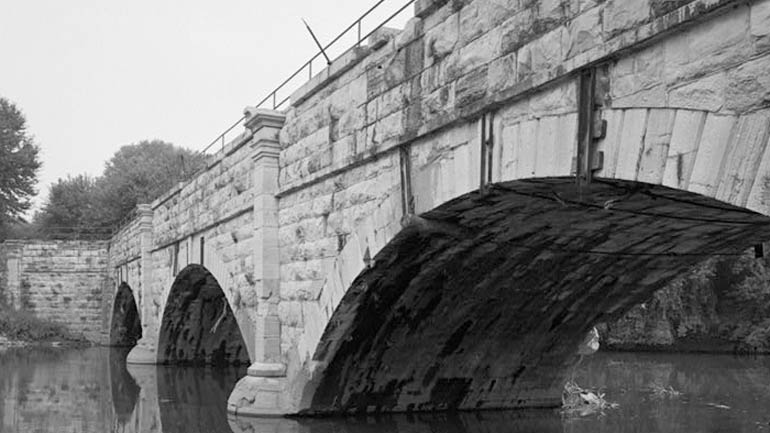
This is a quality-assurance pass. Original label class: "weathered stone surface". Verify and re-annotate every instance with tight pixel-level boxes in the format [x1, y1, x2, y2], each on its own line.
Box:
[636, 109, 676, 184]
[0, 240, 109, 342]
[668, 72, 727, 112]
[662, 5, 751, 84]
[603, 0, 650, 37]
[458, 0, 520, 45]
[752, 0, 770, 51]
[566, 6, 603, 58]
[302, 179, 770, 415]
[8, 0, 770, 418]
[661, 109, 706, 189]
[725, 54, 770, 113]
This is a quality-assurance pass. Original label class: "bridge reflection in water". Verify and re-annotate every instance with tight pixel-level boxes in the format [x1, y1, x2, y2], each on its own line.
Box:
[2, 347, 770, 432]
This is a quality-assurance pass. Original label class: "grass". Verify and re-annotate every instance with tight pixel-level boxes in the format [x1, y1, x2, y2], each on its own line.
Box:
[0, 308, 87, 344]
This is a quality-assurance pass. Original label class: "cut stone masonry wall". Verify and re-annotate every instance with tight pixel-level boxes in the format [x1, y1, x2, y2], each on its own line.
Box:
[0, 240, 109, 342]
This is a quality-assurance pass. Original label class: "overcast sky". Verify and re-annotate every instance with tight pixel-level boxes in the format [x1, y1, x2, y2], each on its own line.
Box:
[0, 0, 412, 212]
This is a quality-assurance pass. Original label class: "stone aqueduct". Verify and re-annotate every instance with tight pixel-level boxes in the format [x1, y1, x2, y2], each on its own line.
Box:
[11, 0, 770, 417]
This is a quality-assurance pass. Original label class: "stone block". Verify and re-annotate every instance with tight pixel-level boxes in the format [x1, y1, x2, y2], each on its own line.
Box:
[636, 109, 676, 184]
[688, 113, 737, 197]
[368, 27, 400, 51]
[530, 26, 566, 76]
[455, 25, 503, 75]
[566, 6, 603, 58]
[614, 109, 648, 181]
[416, 0, 450, 18]
[663, 5, 751, 84]
[603, 0, 651, 37]
[455, 65, 489, 107]
[487, 51, 518, 96]
[290, 46, 371, 108]
[425, 12, 459, 66]
[752, 0, 770, 51]
[499, 8, 538, 55]
[366, 110, 405, 151]
[529, 79, 577, 116]
[725, 54, 770, 113]
[458, 0, 521, 45]
[396, 18, 425, 50]
[612, 85, 667, 109]
[716, 111, 770, 206]
[668, 72, 727, 112]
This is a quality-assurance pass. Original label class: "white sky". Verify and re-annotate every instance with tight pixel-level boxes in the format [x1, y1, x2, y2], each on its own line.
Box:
[0, 0, 413, 213]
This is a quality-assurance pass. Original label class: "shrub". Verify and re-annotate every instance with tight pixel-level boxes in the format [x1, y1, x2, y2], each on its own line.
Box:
[0, 309, 85, 342]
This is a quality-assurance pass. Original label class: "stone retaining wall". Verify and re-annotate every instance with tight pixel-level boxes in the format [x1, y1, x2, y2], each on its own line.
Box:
[0, 240, 109, 342]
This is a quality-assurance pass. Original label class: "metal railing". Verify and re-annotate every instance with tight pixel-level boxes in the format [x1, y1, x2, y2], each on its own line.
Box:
[199, 0, 417, 155]
[5, 226, 115, 241]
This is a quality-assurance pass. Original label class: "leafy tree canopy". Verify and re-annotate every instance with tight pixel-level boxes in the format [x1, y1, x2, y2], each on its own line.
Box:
[32, 140, 206, 236]
[97, 140, 206, 226]
[0, 97, 41, 232]
[36, 174, 104, 231]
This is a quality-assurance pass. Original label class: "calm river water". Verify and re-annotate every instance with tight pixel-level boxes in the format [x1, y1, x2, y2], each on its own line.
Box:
[1, 347, 769, 432]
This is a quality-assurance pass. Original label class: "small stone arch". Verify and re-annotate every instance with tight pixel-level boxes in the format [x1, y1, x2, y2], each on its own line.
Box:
[110, 283, 142, 347]
[157, 264, 250, 366]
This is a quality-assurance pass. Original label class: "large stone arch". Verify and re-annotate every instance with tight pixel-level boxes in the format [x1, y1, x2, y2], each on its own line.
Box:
[283, 107, 770, 414]
[110, 282, 142, 347]
[156, 264, 251, 366]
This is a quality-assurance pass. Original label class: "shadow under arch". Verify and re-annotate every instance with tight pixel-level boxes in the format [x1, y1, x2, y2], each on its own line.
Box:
[110, 283, 142, 347]
[157, 264, 250, 366]
[303, 177, 770, 414]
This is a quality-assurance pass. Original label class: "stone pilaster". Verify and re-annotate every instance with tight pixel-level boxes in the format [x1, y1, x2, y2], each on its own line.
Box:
[3, 241, 24, 310]
[126, 204, 157, 364]
[228, 107, 292, 416]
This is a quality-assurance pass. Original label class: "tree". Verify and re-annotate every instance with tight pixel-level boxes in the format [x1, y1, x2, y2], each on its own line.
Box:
[35, 174, 107, 237]
[96, 140, 206, 226]
[0, 97, 41, 232]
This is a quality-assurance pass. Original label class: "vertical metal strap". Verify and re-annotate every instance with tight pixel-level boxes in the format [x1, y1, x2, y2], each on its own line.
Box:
[479, 112, 495, 191]
[576, 69, 597, 185]
[200, 237, 205, 266]
[399, 146, 415, 218]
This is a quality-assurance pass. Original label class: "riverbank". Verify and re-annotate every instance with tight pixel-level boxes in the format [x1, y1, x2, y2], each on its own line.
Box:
[0, 308, 89, 351]
[601, 250, 770, 355]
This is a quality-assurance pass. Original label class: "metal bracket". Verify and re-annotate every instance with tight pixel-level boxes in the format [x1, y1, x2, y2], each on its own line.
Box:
[575, 67, 607, 184]
[571, 151, 604, 176]
[479, 111, 495, 192]
[399, 146, 415, 220]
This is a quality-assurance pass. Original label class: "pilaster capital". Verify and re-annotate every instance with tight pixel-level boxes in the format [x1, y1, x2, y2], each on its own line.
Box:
[136, 204, 153, 228]
[244, 107, 286, 134]
[245, 107, 285, 164]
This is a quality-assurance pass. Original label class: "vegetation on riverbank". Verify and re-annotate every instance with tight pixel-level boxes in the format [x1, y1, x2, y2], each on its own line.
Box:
[602, 248, 770, 354]
[0, 308, 87, 347]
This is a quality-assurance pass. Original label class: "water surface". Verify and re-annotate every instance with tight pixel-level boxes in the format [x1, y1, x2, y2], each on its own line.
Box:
[1, 347, 769, 432]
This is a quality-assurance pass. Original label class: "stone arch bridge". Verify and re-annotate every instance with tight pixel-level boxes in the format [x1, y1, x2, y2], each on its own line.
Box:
[41, 0, 770, 417]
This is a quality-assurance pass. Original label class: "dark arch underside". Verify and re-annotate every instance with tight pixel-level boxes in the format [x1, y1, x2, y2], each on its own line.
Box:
[110, 283, 142, 347]
[307, 178, 770, 414]
[157, 264, 249, 366]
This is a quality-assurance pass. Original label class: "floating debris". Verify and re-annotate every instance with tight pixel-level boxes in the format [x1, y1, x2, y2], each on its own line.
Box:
[562, 380, 619, 417]
[650, 383, 682, 399]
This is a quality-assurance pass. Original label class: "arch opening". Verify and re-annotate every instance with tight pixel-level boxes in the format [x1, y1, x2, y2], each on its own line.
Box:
[157, 264, 249, 366]
[304, 178, 770, 414]
[110, 283, 142, 347]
